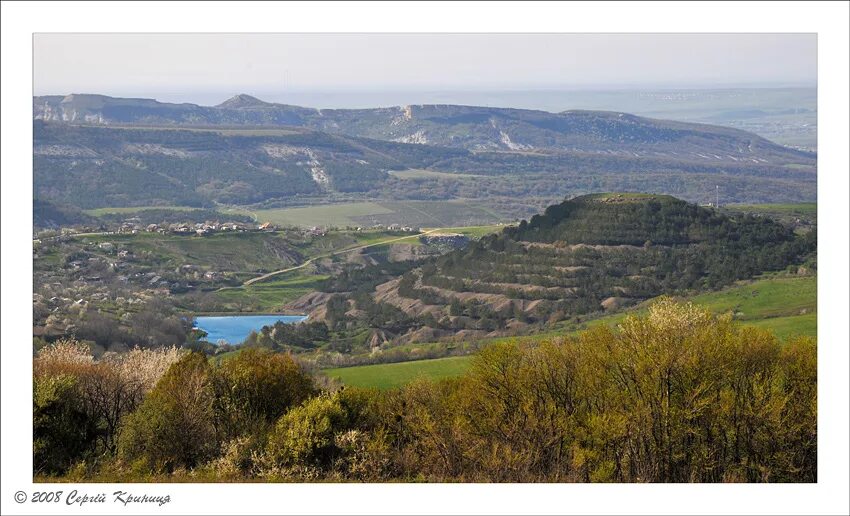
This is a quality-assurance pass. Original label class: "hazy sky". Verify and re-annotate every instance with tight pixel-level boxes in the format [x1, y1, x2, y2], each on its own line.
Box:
[34, 33, 816, 105]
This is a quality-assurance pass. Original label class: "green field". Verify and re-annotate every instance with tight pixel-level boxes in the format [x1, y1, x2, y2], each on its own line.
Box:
[573, 275, 817, 340]
[254, 202, 394, 228]
[323, 274, 817, 390]
[323, 356, 472, 390]
[422, 224, 510, 238]
[253, 200, 510, 229]
[215, 272, 330, 311]
[724, 203, 817, 226]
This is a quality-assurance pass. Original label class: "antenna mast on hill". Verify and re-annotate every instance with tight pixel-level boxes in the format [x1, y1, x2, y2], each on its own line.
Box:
[715, 185, 720, 209]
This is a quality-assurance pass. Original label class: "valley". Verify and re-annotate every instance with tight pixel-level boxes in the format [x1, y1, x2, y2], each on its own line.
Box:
[34, 193, 816, 371]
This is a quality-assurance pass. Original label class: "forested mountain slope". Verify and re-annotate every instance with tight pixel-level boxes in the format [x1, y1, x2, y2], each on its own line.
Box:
[34, 118, 816, 209]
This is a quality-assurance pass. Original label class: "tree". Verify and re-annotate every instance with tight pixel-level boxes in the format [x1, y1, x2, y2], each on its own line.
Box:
[33, 374, 99, 475]
[118, 352, 217, 472]
[213, 348, 316, 439]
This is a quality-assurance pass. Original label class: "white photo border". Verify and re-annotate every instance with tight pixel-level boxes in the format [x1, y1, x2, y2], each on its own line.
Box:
[2, 2, 848, 515]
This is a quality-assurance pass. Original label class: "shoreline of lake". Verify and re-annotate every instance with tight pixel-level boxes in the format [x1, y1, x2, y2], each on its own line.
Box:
[193, 314, 309, 345]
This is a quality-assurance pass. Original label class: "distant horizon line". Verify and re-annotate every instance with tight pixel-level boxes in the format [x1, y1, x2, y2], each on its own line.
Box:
[33, 83, 818, 109]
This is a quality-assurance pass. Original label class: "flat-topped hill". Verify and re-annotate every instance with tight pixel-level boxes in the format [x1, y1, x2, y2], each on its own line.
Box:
[509, 193, 757, 246]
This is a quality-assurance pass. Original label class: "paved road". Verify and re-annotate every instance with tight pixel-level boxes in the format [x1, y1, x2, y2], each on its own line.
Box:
[239, 228, 443, 287]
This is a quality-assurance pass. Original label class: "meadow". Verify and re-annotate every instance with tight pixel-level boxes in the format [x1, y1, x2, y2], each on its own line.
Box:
[214, 272, 330, 312]
[253, 202, 394, 228]
[323, 355, 472, 390]
[252, 200, 510, 229]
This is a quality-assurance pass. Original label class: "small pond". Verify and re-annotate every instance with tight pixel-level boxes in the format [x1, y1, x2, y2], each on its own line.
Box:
[193, 314, 308, 345]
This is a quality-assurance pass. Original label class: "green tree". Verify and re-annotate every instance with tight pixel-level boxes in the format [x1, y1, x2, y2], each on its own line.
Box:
[33, 375, 99, 475]
[118, 352, 216, 472]
[213, 348, 316, 439]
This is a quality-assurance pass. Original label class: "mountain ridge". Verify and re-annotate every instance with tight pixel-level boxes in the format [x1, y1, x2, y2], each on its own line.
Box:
[33, 93, 815, 164]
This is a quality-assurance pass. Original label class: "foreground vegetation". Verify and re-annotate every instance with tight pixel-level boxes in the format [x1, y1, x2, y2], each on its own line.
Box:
[35, 300, 816, 483]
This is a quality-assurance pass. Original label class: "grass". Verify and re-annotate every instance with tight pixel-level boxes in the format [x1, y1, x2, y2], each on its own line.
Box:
[85, 199, 513, 230]
[253, 200, 512, 229]
[422, 224, 510, 239]
[253, 203, 394, 228]
[686, 275, 816, 322]
[747, 313, 817, 340]
[323, 356, 472, 390]
[571, 275, 817, 339]
[215, 272, 330, 312]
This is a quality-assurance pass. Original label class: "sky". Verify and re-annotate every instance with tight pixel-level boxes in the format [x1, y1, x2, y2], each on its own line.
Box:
[33, 33, 816, 106]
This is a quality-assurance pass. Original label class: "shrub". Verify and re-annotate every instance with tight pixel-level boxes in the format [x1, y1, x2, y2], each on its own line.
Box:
[34, 340, 183, 454]
[212, 348, 316, 439]
[118, 352, 217, 472]
[33, 375, 98, 475]
[259, 387, 389, 479]
[264, 393, 348, 471]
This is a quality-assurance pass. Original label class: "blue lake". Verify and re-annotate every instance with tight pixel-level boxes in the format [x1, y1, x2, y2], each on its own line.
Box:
[193, 315, 308, 345]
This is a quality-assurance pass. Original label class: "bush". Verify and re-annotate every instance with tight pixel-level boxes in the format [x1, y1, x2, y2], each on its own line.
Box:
[264, 393, 348, 472]
[385, 299, 817, 482]
[34, 301, 817, 483]
[260, 387, 389, 479]
[117, 352, 217, 472]
[212, 348, 316, 439]
[34, 340, 183, 455]
[33, 375, 99, 475]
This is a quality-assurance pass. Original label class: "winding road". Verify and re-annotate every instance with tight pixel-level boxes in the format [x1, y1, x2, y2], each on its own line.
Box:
[238, 228, 444, 287]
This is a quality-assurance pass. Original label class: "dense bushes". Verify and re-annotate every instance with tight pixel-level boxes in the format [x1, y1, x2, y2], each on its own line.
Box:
[33, 374, 99, 475]
[381, 299, 817, 482]
[213, 348, 317, 438]
[33, 340, 182, 474]
[118, 353, 218, 471]
[34, 301, 816, 482]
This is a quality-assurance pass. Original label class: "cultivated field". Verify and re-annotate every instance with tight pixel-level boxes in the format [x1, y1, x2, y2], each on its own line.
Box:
[253, 202, 394, 228]
[214, 272, 330, 312]
[252, 200, 511, 228]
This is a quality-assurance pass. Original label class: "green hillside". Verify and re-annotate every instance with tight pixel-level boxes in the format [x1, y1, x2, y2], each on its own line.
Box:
[396, 194, 816, 331]
[322, 274, 816, 389]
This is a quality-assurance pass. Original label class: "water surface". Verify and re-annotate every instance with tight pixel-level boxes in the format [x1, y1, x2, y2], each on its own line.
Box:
[194, 314, 307, 345]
